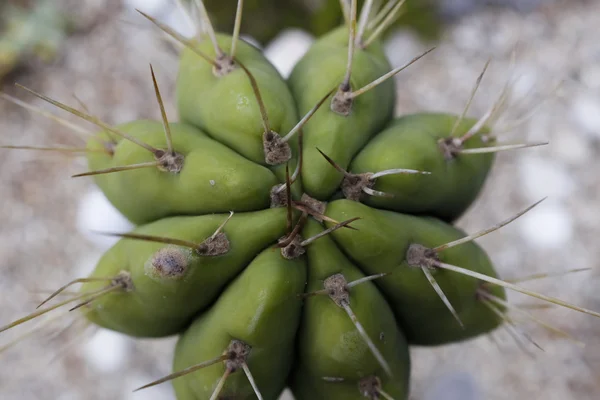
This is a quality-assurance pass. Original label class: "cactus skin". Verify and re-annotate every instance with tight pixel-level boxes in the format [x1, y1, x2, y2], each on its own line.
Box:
[349, 113, 495, 222]
[177, 33, 299, 167]
[172, 246, 307, 400]
[291, 219, 411, 399]
[80, 209, 289, 337]
[86, 121, 279, 224]
[288, 26, 395, 200]
[325, 200, 505, 345]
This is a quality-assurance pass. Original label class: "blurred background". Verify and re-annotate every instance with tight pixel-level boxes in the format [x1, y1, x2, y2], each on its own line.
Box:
[0, 0, 599, 399]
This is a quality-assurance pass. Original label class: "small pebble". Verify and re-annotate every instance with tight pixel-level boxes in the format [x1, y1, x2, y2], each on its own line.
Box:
[264, 29, 314, 78]
[124, 0, 167, 15]
[518, 156, 575, 201]
[519, 202, 573, 249]
[164, 6, 197, 38]
[422, 371, 481, 400]
[551, 130, 591, 164]
[570, 93, 600, 138]
[83, 329, 131, 373]
[76, 188, 134, 250]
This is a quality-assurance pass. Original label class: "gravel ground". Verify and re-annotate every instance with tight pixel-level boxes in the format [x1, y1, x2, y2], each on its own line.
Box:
[1, 1, 599, 399]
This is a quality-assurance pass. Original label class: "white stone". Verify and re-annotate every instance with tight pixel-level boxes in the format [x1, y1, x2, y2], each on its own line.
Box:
[76, 188, 135, 250]
[579, 65, 600, 90]
[74, 251, 104, 279]
[570, 93, 600, 137]
[451, 21, 485, 52]
[518, 156, 575, 202]
[510, 66, 538, 100]
[550, 130, 592, 164]
[422, 371, 481, 400]
[264, 29, 314, 78]
[164, 6, 197, 38]
[519, 202, 573, 249]
[83, 329, 131, 373]
[124, 0, 167, 16]
[383, 30, 424, 68]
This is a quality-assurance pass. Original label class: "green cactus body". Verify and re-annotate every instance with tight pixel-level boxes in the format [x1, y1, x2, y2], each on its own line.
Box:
[80, 208, 288, 337]
[86, 120, 278, 224]
[324, 199, 505, 345]
[349, 113, 495, 221]
[176, 33, 298, 167]
[288, 26, 395, 200]
[172, 246, 307, 400]
[291, 219, 410, 399]
[292, 371, 405, 400]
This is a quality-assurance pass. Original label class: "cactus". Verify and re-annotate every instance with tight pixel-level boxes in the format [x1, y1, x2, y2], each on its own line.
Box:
[1, 1, 598, 399]
[197, 0, 442, 44]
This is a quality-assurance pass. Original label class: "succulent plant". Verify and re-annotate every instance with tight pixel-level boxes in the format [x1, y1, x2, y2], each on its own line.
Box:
[1, 1, 599, 399]
[197, 0, 442, 44]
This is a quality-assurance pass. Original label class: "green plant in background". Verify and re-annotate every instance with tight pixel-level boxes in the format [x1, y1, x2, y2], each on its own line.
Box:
[0, 0, 72, 82]
[199, 0, 442, 44]
[1, 1, 598, 399]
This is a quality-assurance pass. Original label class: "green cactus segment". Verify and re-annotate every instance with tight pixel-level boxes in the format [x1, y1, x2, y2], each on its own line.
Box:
[292, 371, 406, 400]
[80, 208, 289, 337]
[288, 26, 395, 200]
[324, 200, 505, 345]
[291, 219, 410, 399]
[171, 246, 307, 400]
[350, 113, 495, 222]
[86, 120, 278, 224]
[176, 33, 299, 166]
